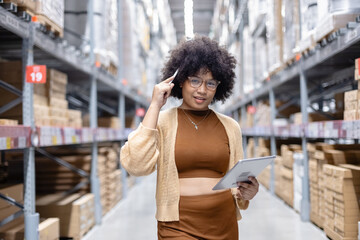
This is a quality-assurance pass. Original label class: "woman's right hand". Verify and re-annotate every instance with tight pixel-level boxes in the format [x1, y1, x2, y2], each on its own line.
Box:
[151, 76, 175, 109]
[142, 76, 175, 129]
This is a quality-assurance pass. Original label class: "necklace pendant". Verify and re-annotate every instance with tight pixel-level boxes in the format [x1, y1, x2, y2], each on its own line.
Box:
[194, 125, 198, 130]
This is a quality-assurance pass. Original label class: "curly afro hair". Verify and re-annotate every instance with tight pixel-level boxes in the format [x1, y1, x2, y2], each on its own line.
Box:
[161, 35, 236, 103]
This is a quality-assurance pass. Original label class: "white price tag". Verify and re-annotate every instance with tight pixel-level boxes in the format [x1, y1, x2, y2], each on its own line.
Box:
[18, 137, 26, 148]
[0, 137, 6, 150]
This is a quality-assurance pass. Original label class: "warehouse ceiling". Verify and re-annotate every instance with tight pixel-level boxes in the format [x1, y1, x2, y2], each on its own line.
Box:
[168, 0, 217, 42]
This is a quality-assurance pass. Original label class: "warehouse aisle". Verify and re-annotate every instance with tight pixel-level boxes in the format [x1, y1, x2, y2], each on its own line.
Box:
[83, 173, 327, 240]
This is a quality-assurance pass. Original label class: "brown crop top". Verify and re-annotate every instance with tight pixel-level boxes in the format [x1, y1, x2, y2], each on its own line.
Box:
[175, 108, 230, 178]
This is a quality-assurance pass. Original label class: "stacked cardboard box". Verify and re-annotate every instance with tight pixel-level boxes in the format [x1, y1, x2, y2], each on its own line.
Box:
[35, 68, 69, 127]
[308, 143, 320, 226]
[292, 112, 329, 124]
[324, 149, 360, 165]
[246, 138, 255, 159]
[323, 164, 360, 240]
[0, 217, 60, 240]
[254, 102, 271, 126]
[4, 149, 105, 194]
[36, 193, 95, 239]
[68, 109, 83, 128]
[256, 138, 271, 189]
[0, 61, 82, 127]
[343, 89, 360, 121]
[98, 116, 121, 129]
[309, 143, 335, 228]
[343, 56, 360, 120]
[0, 119, 18, 126]
[277, 144, 301, 207]
[98, 146, 122, 215]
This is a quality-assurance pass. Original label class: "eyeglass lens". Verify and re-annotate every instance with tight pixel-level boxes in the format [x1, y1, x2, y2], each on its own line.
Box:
[188, 77, 219, 90]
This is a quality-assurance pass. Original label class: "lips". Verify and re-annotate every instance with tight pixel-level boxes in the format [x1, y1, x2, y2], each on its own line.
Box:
[194, 96, 206, 103]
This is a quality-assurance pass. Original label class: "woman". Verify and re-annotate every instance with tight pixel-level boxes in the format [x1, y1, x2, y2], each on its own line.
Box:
[120, 35, 259, 239]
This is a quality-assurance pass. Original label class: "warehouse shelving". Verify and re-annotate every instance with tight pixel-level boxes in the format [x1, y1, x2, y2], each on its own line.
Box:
[0, 0, 166, 238]
[0, 6, 149, 106]
[0, 125, 131, 150]
[215, 0, 360, 225]
[241, 120, 360, 139]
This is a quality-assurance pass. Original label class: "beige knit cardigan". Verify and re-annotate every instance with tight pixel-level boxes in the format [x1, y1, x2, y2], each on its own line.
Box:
[120, 107, 249, 222]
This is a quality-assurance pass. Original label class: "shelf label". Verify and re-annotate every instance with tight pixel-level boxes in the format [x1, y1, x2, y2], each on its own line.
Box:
[0, 138, 6, 150]
[6, 137, 11, 149]
[18, 137, 26, 148]
[52, 136, 57, 145]
[26, 65, 47, 84]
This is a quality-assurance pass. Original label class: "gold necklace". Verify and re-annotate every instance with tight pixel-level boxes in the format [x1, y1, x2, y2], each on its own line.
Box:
[181, 108, 210, 130]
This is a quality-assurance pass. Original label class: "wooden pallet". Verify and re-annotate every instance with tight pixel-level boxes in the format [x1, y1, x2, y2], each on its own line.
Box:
[268, 64, 286, 78]
[107, 62, 118, 76]
[284, 56, 297, 67]
[16, 0, 36, 22]
[36, 14, 64, 38]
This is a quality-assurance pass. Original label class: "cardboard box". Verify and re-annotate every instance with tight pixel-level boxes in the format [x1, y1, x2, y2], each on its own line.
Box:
[344, 90, 359, 102]
[344, 100, 358, 111]
[281, 165, 293, 179]
[0, 217, 59, 240]
[36, 193, 95, 239]
[49, 107, 68, 118]
[98, 117, 121, 129]
[0, 184, 23, 221]
[324, 150, 360, 165]
[49, 97, 68, 109]
[67, 109, 82, 120]
[344, 110, 358, 121]
[0, 119, 18, 126]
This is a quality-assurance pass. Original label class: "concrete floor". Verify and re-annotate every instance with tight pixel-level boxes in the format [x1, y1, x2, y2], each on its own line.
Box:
[83, 172, 327, 240]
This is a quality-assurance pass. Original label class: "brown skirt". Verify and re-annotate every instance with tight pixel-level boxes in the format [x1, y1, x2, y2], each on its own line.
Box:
[158, 190, 238, 240]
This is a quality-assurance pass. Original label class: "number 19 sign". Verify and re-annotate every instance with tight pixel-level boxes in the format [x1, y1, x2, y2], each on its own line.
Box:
[26, 65, 47, 84]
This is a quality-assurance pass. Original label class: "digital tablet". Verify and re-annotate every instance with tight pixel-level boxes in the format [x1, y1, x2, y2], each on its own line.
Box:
[212, 155, 276, 190]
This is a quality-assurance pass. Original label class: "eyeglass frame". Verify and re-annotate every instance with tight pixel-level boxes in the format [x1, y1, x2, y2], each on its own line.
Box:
[187, 76, 220, 91]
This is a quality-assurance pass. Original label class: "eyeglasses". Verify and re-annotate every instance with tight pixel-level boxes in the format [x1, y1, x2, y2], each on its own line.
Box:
[187, 77, 220, 90]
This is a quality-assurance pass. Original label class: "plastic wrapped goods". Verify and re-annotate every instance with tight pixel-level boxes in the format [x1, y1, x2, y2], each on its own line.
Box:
[300, 0, 317, 39]
[282, 0, 300, 63]
[242, 27, 254, 94]
[266, 0, 283, 73]
[318, 0, 360, 23]
[36, 0, 64, 28]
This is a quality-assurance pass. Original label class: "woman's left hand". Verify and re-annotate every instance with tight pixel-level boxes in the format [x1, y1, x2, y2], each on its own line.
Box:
[236, 177, 259, 200]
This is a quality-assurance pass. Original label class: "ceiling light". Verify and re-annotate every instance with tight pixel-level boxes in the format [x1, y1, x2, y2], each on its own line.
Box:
[184, 0, 194, 39]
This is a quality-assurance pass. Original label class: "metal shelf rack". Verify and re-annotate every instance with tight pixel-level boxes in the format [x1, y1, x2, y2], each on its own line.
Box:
[223, 4, 360, 223]
[0, 0, 149, 238]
